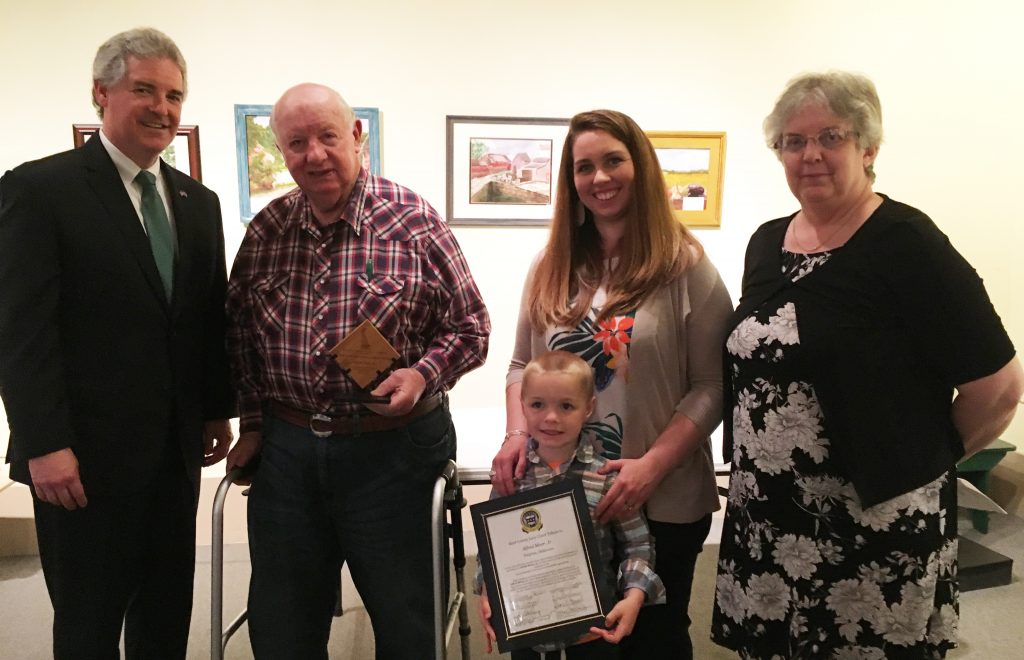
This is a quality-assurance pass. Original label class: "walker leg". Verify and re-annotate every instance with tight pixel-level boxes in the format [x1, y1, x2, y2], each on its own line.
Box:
[450, 490, 472, 659]
[432, 461, 455, 659]
[211, 470, 249, 660]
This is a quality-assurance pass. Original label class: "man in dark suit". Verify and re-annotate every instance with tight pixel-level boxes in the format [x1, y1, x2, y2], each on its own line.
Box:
[0, 27, 234, 659]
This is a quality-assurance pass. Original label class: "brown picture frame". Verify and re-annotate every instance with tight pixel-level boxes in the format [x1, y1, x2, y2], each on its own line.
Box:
[72, 124, 203, 182]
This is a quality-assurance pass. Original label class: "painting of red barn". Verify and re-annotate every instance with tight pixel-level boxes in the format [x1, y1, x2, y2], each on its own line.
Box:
[447, 116, 569, 226]
[469, 138, 553, 205]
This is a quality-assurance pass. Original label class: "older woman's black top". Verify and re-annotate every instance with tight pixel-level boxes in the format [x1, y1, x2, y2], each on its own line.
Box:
[724, 195, 1015, 508]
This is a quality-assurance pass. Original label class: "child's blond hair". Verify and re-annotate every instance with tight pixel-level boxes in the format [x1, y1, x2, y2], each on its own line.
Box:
[521, 350, 595, 400]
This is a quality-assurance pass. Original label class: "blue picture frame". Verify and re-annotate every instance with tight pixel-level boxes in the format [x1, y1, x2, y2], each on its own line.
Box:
[234, 104, 382, 222]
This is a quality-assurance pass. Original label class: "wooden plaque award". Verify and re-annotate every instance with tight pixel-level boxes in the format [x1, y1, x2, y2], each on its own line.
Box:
[327, 319, 400, 403]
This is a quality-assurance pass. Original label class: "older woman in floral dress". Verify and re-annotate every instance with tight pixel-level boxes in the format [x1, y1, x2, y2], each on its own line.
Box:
[710, 71, 1023, 659]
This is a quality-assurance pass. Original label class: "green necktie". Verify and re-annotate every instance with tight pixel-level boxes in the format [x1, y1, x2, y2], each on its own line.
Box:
[134, 170, 175, 299]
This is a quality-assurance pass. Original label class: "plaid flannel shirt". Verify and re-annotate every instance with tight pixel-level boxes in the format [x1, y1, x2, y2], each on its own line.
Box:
[226, 168, 489, 432]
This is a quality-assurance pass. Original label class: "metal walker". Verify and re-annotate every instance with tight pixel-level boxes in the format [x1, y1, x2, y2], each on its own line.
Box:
[210, 459, 474, 659]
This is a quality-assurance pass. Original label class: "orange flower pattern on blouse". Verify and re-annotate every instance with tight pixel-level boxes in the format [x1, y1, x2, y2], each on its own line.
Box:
[594, 316, 634, 360]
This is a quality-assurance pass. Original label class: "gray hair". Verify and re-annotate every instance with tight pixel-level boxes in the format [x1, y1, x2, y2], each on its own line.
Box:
[92, 27, 187, 118]
[764, 71, 883, 181]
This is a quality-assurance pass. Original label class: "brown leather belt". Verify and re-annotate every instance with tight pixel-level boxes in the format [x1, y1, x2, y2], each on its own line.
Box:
[269, 394, 443, 437]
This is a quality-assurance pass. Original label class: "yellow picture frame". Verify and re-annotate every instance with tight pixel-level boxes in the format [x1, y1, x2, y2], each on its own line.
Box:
[646, 131, 726, 228]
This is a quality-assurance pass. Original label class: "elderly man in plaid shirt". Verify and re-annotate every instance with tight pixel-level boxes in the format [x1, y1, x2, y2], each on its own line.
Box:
[225, 82, 490, 660]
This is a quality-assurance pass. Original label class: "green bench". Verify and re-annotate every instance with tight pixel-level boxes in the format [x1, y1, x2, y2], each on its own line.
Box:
[957, 438, 1016, 533]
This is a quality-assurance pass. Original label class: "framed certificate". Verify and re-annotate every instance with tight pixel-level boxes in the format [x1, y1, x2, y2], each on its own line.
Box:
[471, 479, 614, 653]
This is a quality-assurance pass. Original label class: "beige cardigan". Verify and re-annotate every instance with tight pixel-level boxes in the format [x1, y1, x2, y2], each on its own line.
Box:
[507, 251, 733, 523]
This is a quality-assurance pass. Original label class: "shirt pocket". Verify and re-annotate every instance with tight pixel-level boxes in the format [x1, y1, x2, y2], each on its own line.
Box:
[251, 272, 291, 336]
[356, 273, 405, 338]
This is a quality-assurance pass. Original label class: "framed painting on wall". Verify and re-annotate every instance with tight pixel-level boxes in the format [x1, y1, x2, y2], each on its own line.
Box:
[446, 115, 569, 226]
[73, 123, 202, 182]
[234, 104, 381, 222]
[646, 131, 725, 227]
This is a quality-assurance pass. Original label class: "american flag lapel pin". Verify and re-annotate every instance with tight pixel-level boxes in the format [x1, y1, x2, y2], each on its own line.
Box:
[179, 190, 188, 198]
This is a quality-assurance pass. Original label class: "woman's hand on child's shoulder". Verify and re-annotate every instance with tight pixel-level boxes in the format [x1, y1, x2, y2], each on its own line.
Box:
[491, 433, 529, 495]
[595, 456, 659, 524]
[588, 588, 646, 644]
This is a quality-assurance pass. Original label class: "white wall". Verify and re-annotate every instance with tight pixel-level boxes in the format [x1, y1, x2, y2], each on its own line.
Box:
[2, 0, 1023, 465]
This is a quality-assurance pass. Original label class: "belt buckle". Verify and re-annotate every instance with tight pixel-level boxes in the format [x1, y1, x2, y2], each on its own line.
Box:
[309, 413, 334, 438]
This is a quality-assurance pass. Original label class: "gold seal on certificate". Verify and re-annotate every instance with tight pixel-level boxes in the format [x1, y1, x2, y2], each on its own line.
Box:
[471, 479, 614, 653]
[520, 508, 543, 533]
[327, 319, 400, 403]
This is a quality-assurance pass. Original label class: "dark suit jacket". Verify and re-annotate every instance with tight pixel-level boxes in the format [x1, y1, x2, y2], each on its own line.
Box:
[0, 136, 235, 496]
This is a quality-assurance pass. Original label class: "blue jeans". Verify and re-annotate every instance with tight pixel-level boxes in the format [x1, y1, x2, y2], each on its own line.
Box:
[246, 405, 456, 660]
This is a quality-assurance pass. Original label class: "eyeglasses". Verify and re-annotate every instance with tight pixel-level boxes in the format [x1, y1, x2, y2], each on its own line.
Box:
[774, 127, 859, 154]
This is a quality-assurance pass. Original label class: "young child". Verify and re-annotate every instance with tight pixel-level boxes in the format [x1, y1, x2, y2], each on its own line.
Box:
[477, 350, 665, 659]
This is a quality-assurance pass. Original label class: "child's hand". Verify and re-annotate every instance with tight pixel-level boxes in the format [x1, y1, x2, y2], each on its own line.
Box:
[589, 588, 645, 644]
[477, 586, 498, 653]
